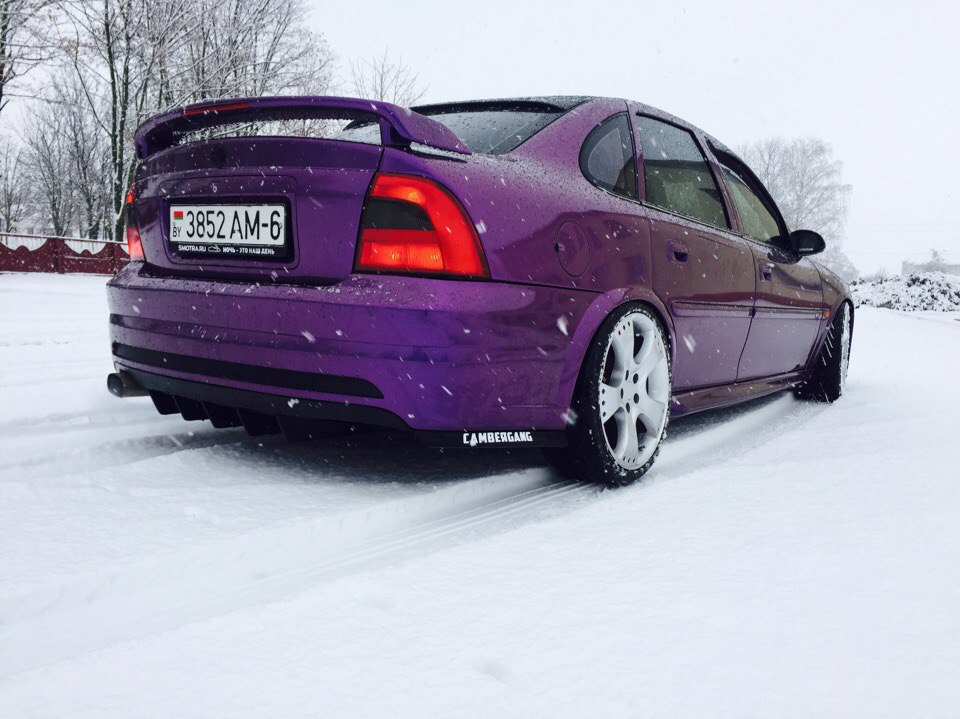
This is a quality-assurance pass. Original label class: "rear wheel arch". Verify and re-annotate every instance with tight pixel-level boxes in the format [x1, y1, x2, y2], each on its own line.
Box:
[616, 297, 673, 358]
[556, 289, 675, 414]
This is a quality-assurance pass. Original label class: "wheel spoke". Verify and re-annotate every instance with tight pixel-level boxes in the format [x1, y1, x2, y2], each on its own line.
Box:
[599, 383, 618, 423]
[635, 393, 666, 437]
[635, 334, 665, 378]
[616, 412, 640, 461]
[611, 328, 635, 370]
[647, 368, 671, 403]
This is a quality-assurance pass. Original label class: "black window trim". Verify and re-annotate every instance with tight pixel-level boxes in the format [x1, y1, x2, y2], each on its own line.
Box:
[635, 112, 732, 233]
[578, 112, 639, 201]
[708, 142, 790, 249]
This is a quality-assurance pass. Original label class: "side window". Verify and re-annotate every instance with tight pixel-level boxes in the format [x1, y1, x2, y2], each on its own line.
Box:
[714, 154, 782, 244]
[637, 116, 728, 229]
[579, 114, 637, 199]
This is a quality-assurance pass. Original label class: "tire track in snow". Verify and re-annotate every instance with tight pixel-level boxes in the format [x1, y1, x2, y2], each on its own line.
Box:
[0, 390, 817, 677]
[654, 392, 825, 481]
[0, 368, 108, 389]
[0, 403, 159, 438]
[0, 473, 592, 677]
[0, 427, 250, 480]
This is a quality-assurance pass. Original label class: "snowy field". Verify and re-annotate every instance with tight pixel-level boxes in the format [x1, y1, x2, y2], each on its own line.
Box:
[1, 273, 958, 717]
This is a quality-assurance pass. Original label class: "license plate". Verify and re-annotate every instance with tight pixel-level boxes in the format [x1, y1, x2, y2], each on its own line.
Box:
[169, 204, 287, 258]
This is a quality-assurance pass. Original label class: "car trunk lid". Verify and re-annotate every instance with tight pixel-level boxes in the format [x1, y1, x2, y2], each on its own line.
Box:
[130, 96, 470, 283]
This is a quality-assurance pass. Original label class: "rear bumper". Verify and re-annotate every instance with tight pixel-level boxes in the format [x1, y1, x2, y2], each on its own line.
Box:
[117, 366, 567, 448]
[107, 265, 595, 433]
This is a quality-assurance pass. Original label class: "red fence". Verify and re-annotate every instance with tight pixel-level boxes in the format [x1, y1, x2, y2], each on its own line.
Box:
[0, 233, 130, 275]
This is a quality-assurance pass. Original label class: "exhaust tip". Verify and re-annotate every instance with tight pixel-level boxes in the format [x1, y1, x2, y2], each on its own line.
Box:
[107, 371, 147, 398]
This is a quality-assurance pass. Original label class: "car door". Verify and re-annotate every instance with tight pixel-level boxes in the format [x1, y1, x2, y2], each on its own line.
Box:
[709, 146, 824, 379]
[633, 113, 756, 391]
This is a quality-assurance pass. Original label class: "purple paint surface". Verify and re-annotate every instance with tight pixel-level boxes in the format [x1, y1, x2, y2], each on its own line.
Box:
[109, 95, 850, 434]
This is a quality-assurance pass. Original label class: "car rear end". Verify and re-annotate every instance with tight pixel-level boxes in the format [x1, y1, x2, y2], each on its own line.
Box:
[108, 95, 595, 447]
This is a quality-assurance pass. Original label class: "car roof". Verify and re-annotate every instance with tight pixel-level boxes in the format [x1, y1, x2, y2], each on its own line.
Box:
[410, 95, 740, 159]
[413, 96, 710, 137]
[629, 99, 736, 157]
[413, 96, 596, 114]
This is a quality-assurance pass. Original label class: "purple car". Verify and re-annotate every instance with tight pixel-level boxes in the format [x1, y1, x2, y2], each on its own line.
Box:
[107, 95, 853, 485]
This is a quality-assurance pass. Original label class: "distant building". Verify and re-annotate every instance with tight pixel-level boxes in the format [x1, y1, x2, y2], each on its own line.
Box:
[902, 252, 960, 276]
[902, 260, 960, 276]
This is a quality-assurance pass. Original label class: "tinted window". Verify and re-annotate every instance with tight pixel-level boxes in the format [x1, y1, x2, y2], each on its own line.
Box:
[417, 109, 562, 154]
[579, 114, 637, 199]
[637, 116, 728, 229]
[716, 158, 782, 244]
[331, 122, 381, 145]
[335, 108, 561, 155]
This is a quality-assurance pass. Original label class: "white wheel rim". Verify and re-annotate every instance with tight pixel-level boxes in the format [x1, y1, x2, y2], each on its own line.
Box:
[598, 312, 670, 470]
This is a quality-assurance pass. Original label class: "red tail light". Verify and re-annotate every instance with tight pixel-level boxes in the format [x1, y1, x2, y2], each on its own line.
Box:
[355, 173, 488, 278]
[125, 185, 144, 261]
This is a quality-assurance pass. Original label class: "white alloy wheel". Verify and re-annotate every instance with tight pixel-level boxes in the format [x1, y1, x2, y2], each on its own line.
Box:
[597, 311, 671, 470]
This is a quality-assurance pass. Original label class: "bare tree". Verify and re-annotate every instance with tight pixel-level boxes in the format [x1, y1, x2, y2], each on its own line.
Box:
[56, 73, 109, 237]
[51, 0, 335, 242]
[350, 50, 425, 106]
[22, 98, 76, 235]
[173, 0, 334, 137]
[66, 108, 109, 238]
[178, 0, 333, 103]
[0, 133, 27, 230]
[53, 0, 193, 241]
[738, 137, 857, 281]
[0, 0, 54, 116]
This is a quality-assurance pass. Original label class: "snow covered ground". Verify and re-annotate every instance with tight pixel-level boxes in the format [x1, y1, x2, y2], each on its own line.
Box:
[1, 273, 958, 717]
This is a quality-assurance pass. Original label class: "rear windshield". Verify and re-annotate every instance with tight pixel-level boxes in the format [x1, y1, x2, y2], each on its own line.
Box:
[172, 116, 379, 147]
[334, 107, 562, 155]
[416, 108, 561, 154]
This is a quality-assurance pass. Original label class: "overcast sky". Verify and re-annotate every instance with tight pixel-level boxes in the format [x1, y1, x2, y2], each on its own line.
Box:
[313, 0, 960, 274]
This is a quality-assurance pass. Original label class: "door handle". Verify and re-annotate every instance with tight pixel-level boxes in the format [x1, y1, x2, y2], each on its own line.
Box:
[760, 262, 774, 281]
[668, 240, 689, 263]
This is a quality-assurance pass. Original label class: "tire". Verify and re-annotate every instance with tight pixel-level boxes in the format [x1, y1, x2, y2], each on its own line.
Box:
[546, 303, 672, 487]
[796, 301, 852, 403]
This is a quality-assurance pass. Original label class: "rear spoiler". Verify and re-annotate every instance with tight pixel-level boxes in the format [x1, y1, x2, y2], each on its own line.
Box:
[134, 95, 472, 159]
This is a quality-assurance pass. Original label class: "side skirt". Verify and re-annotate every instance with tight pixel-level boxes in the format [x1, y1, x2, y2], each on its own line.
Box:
[670, 371, 805, 417]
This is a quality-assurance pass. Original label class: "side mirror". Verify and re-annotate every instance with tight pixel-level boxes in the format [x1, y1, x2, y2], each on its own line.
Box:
[787, 229, 825, 256]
